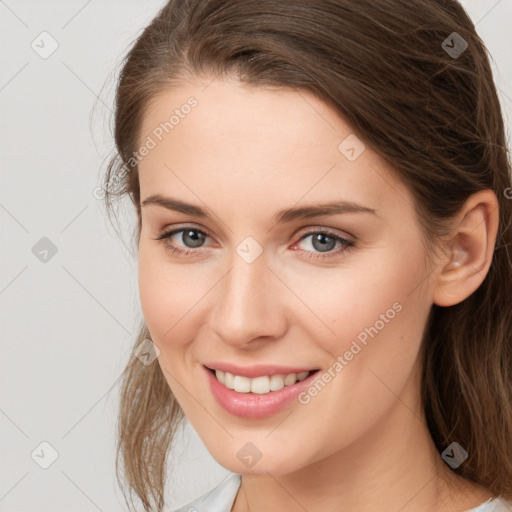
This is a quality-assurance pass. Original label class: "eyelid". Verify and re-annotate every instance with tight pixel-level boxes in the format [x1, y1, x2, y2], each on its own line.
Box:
[157, 222, 216, 243]
[295, 225, 354, 242]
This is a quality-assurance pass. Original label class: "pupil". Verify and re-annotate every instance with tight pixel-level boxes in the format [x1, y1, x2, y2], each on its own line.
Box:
[313, 233, 335, 253]
[184, 230, 205, 248]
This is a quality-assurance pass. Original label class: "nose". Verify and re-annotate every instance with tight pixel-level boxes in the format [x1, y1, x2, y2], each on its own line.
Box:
[208, 248, 288, 348]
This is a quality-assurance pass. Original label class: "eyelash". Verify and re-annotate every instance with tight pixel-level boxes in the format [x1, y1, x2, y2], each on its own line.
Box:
[154, 225, 355, 261]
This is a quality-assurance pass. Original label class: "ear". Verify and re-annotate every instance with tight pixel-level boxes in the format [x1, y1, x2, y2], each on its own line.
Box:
[432, 189, 499, 307]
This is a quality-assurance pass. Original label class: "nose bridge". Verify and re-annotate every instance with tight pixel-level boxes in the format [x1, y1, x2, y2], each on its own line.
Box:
[209, 243, 285, 345]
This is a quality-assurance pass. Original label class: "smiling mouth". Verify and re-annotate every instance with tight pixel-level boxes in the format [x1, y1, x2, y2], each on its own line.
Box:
[206, 367, 320, 395]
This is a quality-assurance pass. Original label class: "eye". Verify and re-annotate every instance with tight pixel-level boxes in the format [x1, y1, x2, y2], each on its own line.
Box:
[153, 226, 355, 261]
[154, 226, 210, 256]
[292, 229, 354, 261]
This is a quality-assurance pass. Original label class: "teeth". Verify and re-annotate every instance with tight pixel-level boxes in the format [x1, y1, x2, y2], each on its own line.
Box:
[233, 375, 251, 393]
[214, 369, 311, 394]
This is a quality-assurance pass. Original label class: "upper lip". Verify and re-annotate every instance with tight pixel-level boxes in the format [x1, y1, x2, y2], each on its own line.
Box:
[204, 362, 319, 378]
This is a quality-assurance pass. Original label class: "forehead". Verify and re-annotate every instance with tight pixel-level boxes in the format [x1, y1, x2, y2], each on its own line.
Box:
[136, 77, 412, 221]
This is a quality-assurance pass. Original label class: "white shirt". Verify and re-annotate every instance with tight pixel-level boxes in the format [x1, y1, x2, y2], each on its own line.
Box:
[171, 473, 512, 512]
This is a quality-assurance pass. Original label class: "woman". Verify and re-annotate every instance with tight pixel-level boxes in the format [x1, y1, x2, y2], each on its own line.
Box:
[103, 0, 512, 510]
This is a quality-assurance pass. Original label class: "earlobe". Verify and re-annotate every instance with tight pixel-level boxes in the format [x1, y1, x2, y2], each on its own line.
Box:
[432, 189, 499, 307]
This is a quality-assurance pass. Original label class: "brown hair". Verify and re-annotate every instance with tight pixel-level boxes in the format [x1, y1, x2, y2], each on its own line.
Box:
[102, 1, 512, 510]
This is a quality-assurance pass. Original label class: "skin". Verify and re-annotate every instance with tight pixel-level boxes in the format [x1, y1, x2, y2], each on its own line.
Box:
[136, 76, 499, 512]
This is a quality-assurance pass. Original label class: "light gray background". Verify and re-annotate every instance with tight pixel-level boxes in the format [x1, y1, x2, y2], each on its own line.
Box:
[1, 1, 511, 511]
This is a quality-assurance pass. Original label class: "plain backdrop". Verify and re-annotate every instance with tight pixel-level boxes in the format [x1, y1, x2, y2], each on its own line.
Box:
[1, 1, 511, 511]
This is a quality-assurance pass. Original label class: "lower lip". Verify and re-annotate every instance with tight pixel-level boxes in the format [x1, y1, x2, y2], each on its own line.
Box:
[204, 365, 320, 419]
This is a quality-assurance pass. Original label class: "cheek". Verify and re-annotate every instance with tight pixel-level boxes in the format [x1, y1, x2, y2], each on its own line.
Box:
[137, 244, 221, 349]
[304, 243, 429, 360]
[137, 245, 191, 345]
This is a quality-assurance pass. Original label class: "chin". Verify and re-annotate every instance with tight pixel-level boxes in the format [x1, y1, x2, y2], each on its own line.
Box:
[207, 441, 308, 476]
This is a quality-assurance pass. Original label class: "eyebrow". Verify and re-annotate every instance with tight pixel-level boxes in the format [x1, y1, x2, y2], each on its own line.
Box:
[141, 194, 379, 223]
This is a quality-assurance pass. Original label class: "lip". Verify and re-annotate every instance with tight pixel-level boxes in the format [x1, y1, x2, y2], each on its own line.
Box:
[204, 365, 321, 419]
[203, 362, 318, 378]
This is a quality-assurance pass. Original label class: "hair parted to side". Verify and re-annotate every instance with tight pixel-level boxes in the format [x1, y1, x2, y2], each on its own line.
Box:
[102, 1, 512, 510]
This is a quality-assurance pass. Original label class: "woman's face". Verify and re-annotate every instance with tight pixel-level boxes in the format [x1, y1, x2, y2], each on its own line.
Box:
[137, 76, 437, 475]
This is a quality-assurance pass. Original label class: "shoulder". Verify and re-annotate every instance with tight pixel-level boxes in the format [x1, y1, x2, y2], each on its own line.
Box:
[169, 473, 242, 512]
[466, 496, 512, 511]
